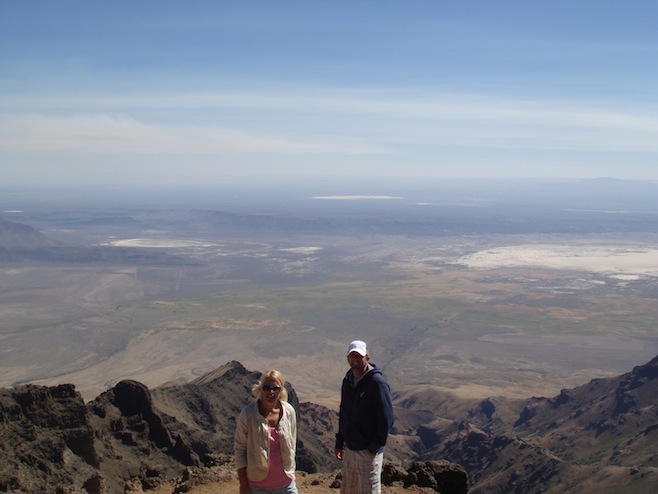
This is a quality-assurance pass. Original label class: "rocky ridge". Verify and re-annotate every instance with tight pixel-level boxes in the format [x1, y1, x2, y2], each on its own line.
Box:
[2, 356, 658, 493]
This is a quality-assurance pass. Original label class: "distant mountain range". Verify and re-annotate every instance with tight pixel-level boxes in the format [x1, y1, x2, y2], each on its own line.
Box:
[1, 355, 656, 493]
[4, 178, 658, 248]
[0, 219, 62, 248]
[0, 219, 196, 265]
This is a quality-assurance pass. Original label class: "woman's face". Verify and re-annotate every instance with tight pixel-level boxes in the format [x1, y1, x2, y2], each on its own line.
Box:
[260, 376, 282, 405]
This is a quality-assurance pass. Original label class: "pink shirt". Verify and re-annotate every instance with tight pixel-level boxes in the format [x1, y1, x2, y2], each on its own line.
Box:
[249, 427, 294, 489]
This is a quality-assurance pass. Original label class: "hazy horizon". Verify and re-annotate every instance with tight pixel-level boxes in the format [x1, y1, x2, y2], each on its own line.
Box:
[3, 176, 658, 210]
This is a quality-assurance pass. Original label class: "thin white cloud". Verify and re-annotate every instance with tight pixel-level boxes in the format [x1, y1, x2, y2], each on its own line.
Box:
[1, 87, 656, 159]
[3, 88, 655, 130]
[0, 113, 387, 155]
[312, 195, 401, 200]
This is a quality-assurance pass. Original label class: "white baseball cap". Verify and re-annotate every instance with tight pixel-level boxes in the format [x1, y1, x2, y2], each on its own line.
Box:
[347, 340, 367, 356]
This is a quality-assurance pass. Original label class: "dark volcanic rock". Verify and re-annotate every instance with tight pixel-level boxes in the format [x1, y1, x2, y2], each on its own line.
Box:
[0, 385, 99, 493]
[0, 379, 201, 492]
[4, 355, 657, 493]
[405, 460, 468, 493]
[378, 461, 469, 493]
[109, 380, 181, 454]
[411, 354, 658, 493]
[509, 353, 658, 468]
[0, 361, 340, 492]
[151, 360, 337, 474]
[297, 401, 340, 473]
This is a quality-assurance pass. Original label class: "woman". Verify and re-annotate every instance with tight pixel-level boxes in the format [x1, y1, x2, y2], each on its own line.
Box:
[234, 370, 298, 494]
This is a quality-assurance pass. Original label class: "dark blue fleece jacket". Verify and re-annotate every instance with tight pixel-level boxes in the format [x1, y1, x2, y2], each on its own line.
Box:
[335, 364, 394, 454]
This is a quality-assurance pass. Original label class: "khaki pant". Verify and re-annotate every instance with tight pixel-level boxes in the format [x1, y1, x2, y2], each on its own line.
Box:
[341, 447, 384, 494]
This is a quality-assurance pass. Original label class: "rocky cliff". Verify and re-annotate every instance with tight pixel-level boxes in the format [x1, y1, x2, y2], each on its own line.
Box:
[0, 361, 467, 493]
[2, 355, 658, 493]
[400, 354, 658, 493]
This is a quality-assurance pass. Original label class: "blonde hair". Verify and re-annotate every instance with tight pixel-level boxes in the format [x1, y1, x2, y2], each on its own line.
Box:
[252, 369, 288, 402]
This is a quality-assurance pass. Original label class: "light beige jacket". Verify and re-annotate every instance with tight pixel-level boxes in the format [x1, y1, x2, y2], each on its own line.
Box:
[234, 400, 297, 482]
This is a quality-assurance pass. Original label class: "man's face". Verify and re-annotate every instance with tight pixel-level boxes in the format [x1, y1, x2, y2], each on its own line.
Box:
[347, 351, 368, 371]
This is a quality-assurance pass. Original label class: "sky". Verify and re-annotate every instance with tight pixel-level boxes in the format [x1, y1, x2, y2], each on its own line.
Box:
[1, 1, 657, 187]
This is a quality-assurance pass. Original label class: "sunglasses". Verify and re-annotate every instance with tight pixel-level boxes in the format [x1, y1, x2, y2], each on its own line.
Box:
[262, 385, 282, 392]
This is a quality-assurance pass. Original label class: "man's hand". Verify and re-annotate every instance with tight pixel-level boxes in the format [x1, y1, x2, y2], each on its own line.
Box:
[334, 448, 344, 461]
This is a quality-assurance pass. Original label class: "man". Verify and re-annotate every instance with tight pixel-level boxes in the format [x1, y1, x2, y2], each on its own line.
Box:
[334, 340, 394, 494]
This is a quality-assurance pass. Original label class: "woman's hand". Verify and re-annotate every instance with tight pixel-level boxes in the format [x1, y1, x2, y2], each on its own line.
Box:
[237, 467, 251, 493]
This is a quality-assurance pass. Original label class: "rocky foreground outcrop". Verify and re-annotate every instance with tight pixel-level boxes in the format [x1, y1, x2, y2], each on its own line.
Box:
[0, 380, 198, 493]
[3, 355, 658, 493]
[0, 362, 468, 493]
[168, 457, 468, 494]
